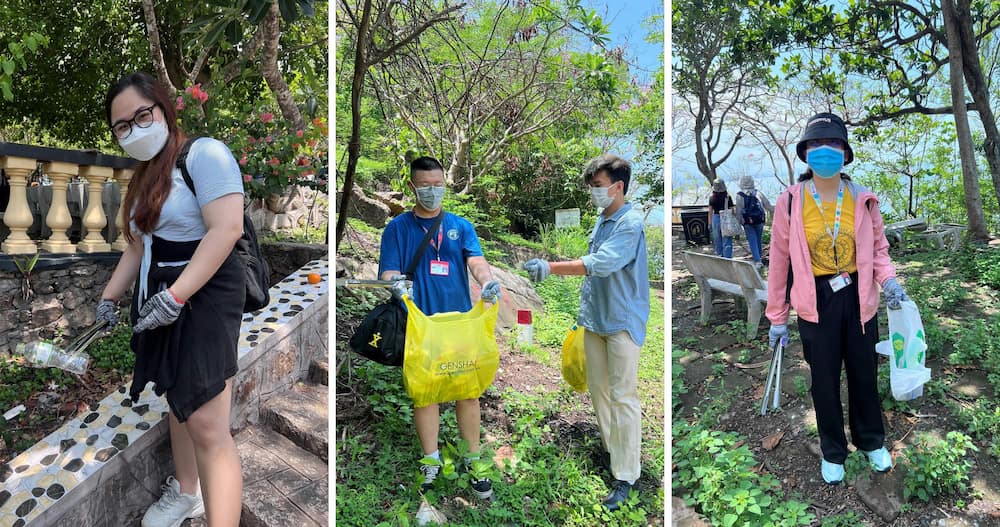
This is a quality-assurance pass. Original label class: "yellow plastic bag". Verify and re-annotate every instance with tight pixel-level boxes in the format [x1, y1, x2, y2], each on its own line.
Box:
[561, 325, 587, 392]
[402, 296, 500, 408]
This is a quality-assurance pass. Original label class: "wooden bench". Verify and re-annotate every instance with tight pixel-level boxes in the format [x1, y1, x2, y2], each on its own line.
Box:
[682, 251, 768, 340]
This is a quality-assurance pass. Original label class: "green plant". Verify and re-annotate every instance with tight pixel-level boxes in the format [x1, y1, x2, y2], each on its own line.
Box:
[88, 324, 134, 372]
[902, 431, 979, 502]
[792, 376, 809, 398]
[819, 510, 861, 527]
[538, 223, 591, 260]
[672, 347, 688, 408]
[231, 114, 328, 200]
[12, 251, 39, 301]
[843, 450, 871, 483]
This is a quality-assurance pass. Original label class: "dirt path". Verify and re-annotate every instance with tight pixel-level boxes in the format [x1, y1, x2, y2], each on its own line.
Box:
[671, 229, 1000, 526]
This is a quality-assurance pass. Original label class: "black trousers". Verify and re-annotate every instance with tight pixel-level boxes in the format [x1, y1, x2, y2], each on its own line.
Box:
[797, 273, 883, 464]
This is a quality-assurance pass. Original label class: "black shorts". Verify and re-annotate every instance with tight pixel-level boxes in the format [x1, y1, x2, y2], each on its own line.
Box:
[129, 237, 245, 422]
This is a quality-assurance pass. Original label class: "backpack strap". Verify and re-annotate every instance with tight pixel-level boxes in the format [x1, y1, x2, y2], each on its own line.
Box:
[176, 136, 203, 196]
[403, 211, 445, 279]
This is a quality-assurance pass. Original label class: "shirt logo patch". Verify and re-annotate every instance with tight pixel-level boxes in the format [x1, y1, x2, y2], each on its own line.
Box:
[447, 229, 459, 241]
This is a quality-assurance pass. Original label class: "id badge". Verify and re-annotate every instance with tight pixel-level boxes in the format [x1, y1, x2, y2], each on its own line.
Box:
[429, 260, 450, 276]
[828, 272, 852, 293]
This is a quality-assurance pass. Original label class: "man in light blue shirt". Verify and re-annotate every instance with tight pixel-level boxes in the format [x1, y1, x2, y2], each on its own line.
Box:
[524, 154, 649, 511]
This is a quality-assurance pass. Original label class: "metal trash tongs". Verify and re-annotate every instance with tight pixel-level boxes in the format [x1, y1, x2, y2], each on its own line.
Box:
[335, 278, 396, 289]
[760, 337, 786, 416]
[64, 319, 109, 356]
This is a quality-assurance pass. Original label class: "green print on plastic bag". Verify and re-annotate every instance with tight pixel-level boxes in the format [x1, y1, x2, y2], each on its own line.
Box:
[892, 332, 906, 368]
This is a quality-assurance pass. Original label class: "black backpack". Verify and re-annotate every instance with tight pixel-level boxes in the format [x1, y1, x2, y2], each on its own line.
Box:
[739, 190, 766, 225]
[176, 137, 271, 313]
[348, 211, 444, 366]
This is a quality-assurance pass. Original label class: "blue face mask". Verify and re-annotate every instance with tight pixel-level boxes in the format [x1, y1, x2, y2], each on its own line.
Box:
[806, 145, 845, 179]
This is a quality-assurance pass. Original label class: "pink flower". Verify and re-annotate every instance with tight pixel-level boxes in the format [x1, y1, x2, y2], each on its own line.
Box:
[261, 112, 274, 123]
[243, 174, 252, 183]
[296, 129, 304, 138]
[270, 157, 280, 166]
[265, 135, 273, 143]
[239, 156, 248, 166]
[175, 96, 185, 110]
[248, 137, 256, 145]
[303, 170, 314, 177]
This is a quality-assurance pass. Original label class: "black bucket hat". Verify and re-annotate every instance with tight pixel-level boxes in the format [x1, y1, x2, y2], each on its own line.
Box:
[796, 112, 854, 165]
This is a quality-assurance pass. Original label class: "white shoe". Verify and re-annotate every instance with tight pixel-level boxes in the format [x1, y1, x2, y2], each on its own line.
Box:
[141, 476, 205, 527]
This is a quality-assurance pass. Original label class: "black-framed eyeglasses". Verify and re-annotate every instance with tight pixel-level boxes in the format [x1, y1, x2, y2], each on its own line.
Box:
[110, 104, 159, 140]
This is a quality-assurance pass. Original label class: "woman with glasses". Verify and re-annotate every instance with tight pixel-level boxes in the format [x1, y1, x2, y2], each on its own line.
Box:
[765, 112, 909, 485]
[97, 72, 246, 526]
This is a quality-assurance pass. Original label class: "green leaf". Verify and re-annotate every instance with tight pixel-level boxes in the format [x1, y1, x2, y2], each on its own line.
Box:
[0, 80, 13, 102]
[2, 59, 14, 76]
[722, 513, 738, 527]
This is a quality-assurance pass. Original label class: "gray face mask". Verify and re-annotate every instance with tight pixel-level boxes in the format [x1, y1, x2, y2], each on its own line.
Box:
[414, 185, 445, 210]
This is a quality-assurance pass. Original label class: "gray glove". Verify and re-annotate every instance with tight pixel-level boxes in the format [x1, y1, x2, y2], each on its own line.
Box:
[882, 278, 909, 310]
[481, 280, 502, 303]
[524, 259, 551, 282]
[133, 290, 184, 333]
[390, 278, 413, 302]
[769, 323, 788, 349]
[96, 299, 120, 328]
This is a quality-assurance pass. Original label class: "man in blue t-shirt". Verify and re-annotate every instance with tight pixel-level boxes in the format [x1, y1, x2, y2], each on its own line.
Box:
[524, 154, 650, 511]
[378, 156, 502, 500]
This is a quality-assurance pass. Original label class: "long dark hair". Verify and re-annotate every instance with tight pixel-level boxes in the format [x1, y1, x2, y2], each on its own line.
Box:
[798, 168, 852, 182]
[105, 72, 186, 242]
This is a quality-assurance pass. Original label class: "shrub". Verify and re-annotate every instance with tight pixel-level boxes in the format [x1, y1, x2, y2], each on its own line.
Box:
[902, 431, 978, 502]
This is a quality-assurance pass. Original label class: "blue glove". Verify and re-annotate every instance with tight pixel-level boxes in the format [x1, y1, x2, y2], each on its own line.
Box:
[882, 278, 909, 310]
[524, 259, 551, 282]
[481, 280, 502, 303]
[133, 290, 184, 333]
[768, 324, 788, 349]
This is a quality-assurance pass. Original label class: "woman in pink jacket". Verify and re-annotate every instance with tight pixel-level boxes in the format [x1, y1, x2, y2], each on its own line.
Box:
[766, 112, 909, 484]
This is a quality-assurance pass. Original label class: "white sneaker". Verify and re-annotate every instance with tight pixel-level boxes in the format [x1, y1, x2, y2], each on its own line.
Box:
[141, 476, 205, 527]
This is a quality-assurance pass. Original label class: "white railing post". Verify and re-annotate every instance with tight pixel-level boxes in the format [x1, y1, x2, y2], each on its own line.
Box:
[77, 165, 114, 253]
[1, 156, 39, 255]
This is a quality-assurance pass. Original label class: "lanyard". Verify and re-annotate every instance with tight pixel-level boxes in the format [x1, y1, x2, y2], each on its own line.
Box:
[808, 180, 845, 270]
[421, 223, 444, 260]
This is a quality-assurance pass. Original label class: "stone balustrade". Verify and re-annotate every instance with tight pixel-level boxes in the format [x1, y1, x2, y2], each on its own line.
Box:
[0, 143, 136, 255]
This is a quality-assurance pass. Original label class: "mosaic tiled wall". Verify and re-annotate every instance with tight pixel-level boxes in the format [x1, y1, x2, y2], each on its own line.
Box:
[0, 258, 328, 527]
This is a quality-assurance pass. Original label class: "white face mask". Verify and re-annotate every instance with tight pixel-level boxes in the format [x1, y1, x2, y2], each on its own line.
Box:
[118, 121, 169, 161]
[590, 183, 617, 209]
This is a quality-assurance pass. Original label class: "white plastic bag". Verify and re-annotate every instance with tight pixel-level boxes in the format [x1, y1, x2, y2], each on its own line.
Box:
[876, 300, 931, 401]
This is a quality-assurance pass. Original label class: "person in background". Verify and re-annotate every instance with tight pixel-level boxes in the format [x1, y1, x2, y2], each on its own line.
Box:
[377, 156, 502, 500]
[766, 112, 908, 484]
[734, 175, 774, 269]
[708, 179, 734, 258]
[523, 154, 649, 511]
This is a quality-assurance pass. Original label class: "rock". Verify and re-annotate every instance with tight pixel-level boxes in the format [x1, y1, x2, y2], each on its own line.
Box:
[373, 191, 407, 216]
[854, 467, 905, 523]
[466, 265, 543, 332]
[336, 184, 390, 230]
[31, 295, 62, 326]
[671, 496, 711, 526]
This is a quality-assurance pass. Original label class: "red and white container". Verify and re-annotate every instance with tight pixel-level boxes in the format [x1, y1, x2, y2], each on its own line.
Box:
[516, 309, 533, 346]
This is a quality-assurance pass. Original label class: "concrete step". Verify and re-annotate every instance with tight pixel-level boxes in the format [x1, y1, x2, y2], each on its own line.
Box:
[234, 425, 328, 527]
[308, 358, 328, 386]
[259, 382, 328, 462]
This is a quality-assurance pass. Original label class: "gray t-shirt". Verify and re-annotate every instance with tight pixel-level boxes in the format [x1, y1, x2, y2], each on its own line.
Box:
[133, 137, 245, 240]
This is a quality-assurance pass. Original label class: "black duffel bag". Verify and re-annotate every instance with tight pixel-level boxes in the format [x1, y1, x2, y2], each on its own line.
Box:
[348, 211, 443, 366]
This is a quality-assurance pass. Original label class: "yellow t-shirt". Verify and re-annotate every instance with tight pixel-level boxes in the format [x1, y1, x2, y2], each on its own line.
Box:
[803, 188, 858, 276]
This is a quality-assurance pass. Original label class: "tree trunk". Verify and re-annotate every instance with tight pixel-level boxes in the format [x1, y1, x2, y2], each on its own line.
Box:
[335, 0, 373, 251]
[956, 0, 1000, 211]
[908, 175, 915, 218]
[447, 129, 470, 193]
[261, 2, 306, 132]
[942, 0, 990, 242]
[140, 0, 177, 97]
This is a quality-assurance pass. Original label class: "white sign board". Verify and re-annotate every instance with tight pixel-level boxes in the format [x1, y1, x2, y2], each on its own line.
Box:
[555, 208, 581, 228]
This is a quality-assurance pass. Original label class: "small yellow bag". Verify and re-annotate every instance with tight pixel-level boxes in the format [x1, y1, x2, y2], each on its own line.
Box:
[402, 296, 500, 408]
[561, 325, 587, 392]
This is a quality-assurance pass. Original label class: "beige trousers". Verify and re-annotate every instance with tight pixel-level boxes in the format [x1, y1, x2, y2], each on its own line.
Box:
[583, 329, 641, 483]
